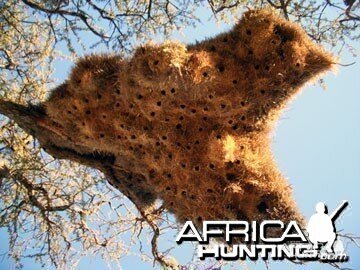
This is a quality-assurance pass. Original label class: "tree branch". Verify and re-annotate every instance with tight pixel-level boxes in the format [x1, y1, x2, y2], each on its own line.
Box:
[21, 0, 108, 39]
[0, 98, 156, 224]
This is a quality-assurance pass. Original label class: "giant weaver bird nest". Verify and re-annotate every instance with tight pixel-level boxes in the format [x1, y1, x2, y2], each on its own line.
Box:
[44, 9, 334, 230]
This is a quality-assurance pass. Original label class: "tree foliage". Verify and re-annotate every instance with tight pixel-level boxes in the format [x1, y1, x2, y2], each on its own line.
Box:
[0, 0, 359, 269]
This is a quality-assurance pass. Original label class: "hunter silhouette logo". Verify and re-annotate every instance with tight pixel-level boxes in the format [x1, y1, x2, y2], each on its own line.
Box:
[307, 200, 349, 254]
[176, 201, 350, 262]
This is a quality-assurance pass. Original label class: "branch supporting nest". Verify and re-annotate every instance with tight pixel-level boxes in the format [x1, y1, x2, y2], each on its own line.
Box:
[0, 99, 171, 266]
[136, 205, 177, 269]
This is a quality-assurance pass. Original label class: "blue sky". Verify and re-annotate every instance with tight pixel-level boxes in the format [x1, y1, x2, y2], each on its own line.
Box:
[1, 5, 359, 270]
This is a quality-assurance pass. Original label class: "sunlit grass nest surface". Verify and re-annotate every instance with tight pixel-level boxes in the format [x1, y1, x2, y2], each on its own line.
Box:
[44, 9, 334, 234]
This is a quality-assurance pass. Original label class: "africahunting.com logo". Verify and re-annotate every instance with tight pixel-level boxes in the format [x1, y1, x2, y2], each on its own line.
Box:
[176, 201, 349, 262]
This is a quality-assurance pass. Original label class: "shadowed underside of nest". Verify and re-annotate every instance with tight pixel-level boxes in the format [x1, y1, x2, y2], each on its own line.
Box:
[2, 10, 335, 238]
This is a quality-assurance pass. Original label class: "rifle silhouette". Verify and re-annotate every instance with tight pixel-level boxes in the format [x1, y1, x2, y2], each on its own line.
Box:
[330, 200, 349, 222]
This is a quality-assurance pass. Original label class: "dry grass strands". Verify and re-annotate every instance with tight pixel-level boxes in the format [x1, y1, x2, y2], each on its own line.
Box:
[44, 9, 334, 236]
